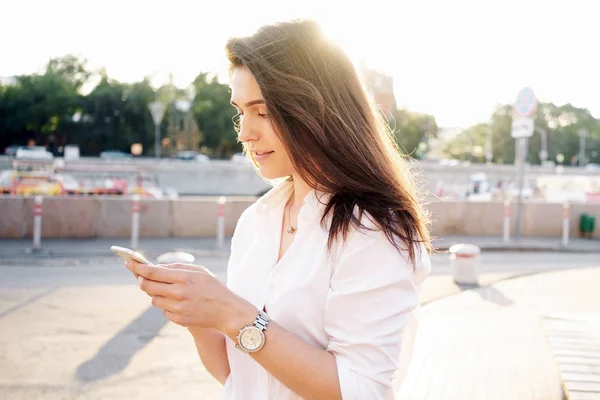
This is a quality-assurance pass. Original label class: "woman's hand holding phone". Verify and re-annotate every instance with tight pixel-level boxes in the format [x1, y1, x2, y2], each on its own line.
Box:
[124, 258, 256, 335]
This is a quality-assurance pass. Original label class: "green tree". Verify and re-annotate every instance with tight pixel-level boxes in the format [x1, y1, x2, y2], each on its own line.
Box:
[540, 103, 599, 165]
[123, 78, 156, 154]
[191, 73, 238, 158]
[390, 109, 438, 158]
[0, 55, 88, 150]
[78, 74, 133, 154]
[445, 102, 600, 165]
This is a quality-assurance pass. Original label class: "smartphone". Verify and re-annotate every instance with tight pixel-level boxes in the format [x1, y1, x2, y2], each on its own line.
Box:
[110, 246, 155, 266]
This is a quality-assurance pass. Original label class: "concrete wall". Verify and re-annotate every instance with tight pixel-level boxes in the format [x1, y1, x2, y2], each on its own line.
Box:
[1, 196, 599, 239]
[0, 196, 257, 239]
[427, 200, 600, 237]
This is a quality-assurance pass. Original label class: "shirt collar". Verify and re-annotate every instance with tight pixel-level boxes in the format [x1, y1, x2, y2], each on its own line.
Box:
[255, 178, 330, 217]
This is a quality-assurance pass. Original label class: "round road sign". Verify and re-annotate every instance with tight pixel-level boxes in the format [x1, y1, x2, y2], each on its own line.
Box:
[514, 87, 537, 117]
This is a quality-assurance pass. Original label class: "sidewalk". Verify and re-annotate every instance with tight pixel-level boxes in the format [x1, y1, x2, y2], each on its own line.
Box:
[399, 266, 600, 400]
[433, 235, 600, 253]
[0, 237, 232, 259]
[1, 239, 598, 398]
[1, 235, 598, 260]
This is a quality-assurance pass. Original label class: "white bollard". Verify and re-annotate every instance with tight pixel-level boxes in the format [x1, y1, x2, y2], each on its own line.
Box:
[131, 194, 140, 250]
[562, 201, 570, 247]
[217, 196, 226, 249]
[503, 200, 511, 243]
[449, 244, 480, 285]
[33, 195, 43, 251]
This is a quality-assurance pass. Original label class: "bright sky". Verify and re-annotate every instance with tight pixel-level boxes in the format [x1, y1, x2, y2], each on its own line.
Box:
[2, 0, 598, 128]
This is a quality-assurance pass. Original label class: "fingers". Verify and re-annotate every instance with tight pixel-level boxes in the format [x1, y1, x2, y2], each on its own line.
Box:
[150, 296, 188, 326]
[126, 260, 187, 284]
[151, 295, 177, 313]
[163, 309, 186, 326]
[158, 263, 215, 277]
[137, 276, 186, 300]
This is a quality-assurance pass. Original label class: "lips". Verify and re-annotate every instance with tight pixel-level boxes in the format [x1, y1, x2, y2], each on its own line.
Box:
[253, 151, 274, 162]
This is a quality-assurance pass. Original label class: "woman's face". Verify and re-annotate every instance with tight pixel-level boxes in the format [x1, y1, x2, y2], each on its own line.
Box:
[230, 66, 295, 180]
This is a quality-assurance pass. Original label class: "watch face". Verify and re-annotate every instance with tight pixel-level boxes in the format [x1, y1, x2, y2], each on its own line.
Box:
[240, 327, 264, 351]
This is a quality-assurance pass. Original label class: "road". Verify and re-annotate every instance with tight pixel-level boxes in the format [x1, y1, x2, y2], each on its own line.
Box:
[1, 251, 599, 399]
[2, 252, 599, 288]
[3, 155, 596, 196]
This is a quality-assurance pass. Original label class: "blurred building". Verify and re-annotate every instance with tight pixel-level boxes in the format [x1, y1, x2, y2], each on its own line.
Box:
[362, 69, 397, 118]
[165, 100, 202, 154]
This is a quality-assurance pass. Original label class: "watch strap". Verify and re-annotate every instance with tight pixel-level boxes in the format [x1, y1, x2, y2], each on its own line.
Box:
[254, 310, 270, 331]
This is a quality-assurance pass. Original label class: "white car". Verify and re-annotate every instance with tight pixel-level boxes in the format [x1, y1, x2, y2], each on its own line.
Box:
[53, 173, 80, 194]
[64, 145, 80, 161]
[175, 151, 210, 162]
[585, 163, 600, 172]
[15, 146, 53, 161]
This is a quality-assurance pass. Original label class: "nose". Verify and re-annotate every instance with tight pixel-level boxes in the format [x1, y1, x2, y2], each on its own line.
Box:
[237, 118, 258, 143]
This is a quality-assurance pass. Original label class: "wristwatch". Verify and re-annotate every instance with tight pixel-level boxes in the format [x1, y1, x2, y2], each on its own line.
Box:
[235, 310, 270, 353]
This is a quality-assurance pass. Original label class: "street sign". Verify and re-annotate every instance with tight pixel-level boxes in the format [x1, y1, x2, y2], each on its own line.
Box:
[148, 101, 166, 126]
[511, 117, 534, 138]
[148, 101, 166, 159]
[514, 87, 537, 117]
[578, 129, 589, 138]
[511, 89, 536, 240]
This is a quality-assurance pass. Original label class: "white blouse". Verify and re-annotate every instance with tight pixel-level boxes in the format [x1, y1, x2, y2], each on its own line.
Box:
[221, 179, 431, 400]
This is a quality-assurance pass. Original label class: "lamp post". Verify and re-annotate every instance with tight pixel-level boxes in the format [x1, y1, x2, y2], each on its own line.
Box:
[485, 119, 493, 164]
[148, 101, 166, 159]
[578, 129, 589, 167]
[535, 127, 548, 164]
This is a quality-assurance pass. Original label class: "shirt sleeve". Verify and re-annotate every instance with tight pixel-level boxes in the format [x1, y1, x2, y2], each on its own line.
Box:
[226, 204, 255, 287]
[324, 230, 429, 399]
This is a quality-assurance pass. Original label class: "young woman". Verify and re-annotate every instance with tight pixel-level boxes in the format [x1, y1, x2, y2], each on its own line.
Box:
[128, 19, 432, 400]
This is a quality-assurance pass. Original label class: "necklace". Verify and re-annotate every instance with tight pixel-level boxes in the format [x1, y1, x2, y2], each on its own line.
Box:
[286, 199, 297, 234]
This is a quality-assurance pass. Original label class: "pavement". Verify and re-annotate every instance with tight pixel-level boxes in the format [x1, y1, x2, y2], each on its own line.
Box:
[0, 237, 233, 260]
[0, 234, 598, 261]
[1, 237, 599, 399]
[399, 267, 600, 400]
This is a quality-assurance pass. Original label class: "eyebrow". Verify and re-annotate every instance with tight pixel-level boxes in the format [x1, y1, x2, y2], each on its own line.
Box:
[230, 99, 265, 108]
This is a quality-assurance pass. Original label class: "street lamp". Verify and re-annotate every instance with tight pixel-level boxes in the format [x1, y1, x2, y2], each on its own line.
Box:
[148, 101, 166, 159]
[578, 129, 589, 167]
[535, 127, 548, 164]
[485, 119, 493, 163]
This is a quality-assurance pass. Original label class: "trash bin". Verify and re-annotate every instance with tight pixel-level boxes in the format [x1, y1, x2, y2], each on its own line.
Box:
[156, 251, 195, 264]
[449, 244, 480, 285]
[579, 213, 596, 238]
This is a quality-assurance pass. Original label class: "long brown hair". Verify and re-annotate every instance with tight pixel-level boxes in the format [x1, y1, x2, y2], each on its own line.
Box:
[226, 20, 432, 264]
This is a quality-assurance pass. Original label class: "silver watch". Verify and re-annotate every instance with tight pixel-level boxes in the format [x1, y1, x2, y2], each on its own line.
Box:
[235, 310, 270, 353]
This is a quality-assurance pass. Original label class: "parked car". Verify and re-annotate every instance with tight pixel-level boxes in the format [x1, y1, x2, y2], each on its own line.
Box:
[0, 170, 13, 193]
[100, 150, 132, 160]
[53, 173, 80, 195]
[4, 145, 21, 157]
[175, 151, 210, 162]
[64, 145, 80, 161]
[15, 146, 53, 161]
[13, 175, 63, 196]
[585, 163, 600, 172]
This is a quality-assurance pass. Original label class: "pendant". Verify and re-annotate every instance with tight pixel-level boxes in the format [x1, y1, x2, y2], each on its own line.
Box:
[287, 226, 297, 234]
